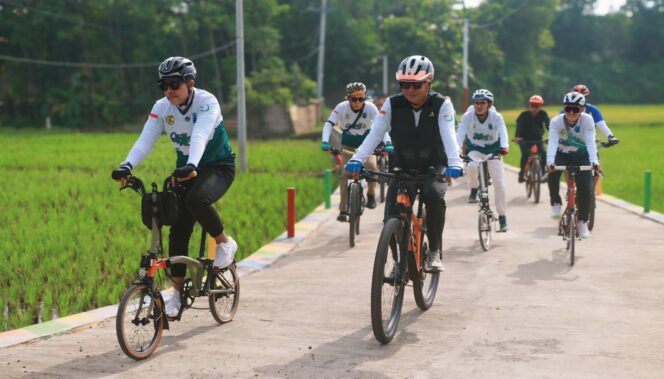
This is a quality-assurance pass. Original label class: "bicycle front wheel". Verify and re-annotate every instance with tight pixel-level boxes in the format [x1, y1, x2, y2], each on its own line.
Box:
[478, 210, 492, 252]
[525, 164, 533, 198]
[370, 218, 406, 344]
[532, 159, 541, 204]
[209, 264, 240, 324]
[116, 284, 164, 360]
[349, 182, 360, 247]
[566, 212, 577, 265]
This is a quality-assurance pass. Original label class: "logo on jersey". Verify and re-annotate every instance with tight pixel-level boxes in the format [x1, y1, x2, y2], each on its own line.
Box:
[345, 114, 350, 120]
[575, 126, 580, 133]
[192, 113, 197, 124]
[488, 123, 493, 130]
[443, 112, 453, 122]
[166, 115, 175, 125]
[473, 132, 492, 142]
[199, 104, 210, 112]
[169, 132, 191, 146]
[362, 112, 367, 118]
[428, 111, 435, 118]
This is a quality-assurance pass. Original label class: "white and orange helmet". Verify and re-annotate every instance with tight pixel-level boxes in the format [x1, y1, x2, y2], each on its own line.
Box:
[395, 55, 434, 82]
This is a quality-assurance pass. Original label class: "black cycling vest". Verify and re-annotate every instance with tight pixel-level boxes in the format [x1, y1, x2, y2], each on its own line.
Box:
[389, 92, 448, 172]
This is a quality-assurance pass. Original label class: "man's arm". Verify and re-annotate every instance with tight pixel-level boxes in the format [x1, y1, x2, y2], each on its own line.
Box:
[546, 120, 560, 166]
[187, 100, 222, 166]
[322, 104, 342, 143]
[351, 101, 391, 164]
[438, 101, 462, 167]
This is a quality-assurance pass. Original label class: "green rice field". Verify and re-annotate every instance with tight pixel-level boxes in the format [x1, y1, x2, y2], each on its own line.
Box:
[500, 104, 664, 213]
[0, 131, 337, 332]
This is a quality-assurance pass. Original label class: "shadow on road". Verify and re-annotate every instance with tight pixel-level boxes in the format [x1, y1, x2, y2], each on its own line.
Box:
[254, 308, 428, 378]
[22, 323, 223, 378]
[507, 249, 579, 286]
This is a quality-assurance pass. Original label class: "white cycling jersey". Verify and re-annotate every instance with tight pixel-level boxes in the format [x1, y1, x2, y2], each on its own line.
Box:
[122, 88, 234, 168]
[457, 108, 509, 154]
[322, 101, 390, 148]
[547, 112, 598, 165]
[351, 97, 462, 168]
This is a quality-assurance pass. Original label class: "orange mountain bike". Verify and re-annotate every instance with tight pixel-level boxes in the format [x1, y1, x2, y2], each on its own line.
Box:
[115, 176, 239, 360]
[520, 140, 545, 204]
[554, 165, 593, 266]
[368, 168, 441, 344]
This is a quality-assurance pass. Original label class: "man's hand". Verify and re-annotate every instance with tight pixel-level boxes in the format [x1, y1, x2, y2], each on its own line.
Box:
[321, 141, 331, 151]
[345, 160, 363, 174]
[172, 163, 197, 183]
[547, 164, 555, 173]
[445, 166, 463, 178]
[111, 163, 132, 185]
[498, 148, 509, 156]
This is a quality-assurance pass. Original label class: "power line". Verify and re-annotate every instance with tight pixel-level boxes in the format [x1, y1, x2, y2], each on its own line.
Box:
[0, 41, 237, 68]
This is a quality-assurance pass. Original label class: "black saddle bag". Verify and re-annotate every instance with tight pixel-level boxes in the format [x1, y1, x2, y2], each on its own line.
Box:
[140, 180, 181, 229]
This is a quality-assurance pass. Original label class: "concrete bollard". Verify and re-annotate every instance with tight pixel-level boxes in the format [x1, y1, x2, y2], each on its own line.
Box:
[287, 187, 296, 238]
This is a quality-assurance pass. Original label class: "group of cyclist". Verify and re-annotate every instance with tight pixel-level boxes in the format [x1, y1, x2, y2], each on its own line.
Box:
[322, 55, 620, 271]
[108, 54, 620, 317]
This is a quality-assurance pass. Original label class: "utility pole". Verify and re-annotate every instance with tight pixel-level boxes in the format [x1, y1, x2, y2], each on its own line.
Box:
[462, 18, 469, 111]
[315, 0, 327, 99]
[382, 54, 388, 96]
[236, 0, 248, 172]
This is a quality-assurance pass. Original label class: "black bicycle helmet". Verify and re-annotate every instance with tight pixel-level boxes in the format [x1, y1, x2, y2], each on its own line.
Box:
[158, 56, 197, 81]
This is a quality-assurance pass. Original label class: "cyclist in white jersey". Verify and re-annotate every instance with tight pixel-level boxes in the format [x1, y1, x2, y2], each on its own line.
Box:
[321, 82, 392, 221]
[547, 92, 599, 238]
[111, 57, 237, 318]
[346, 55, 463, 272]
[457, 89, 510, 232]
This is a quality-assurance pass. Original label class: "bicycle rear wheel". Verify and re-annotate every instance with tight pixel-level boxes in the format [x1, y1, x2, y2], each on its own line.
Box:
[566, 212, 577, 265]
[116, 284, 164, 360]
[532, 159, 541, 204]
[478, 210, 492, 252]
[525, 164, 533, 198]
[349, 182, 360, 248]
[370, 218, 406, 344]
[412, 210, 440, 310]
[209, 264, 240, 324]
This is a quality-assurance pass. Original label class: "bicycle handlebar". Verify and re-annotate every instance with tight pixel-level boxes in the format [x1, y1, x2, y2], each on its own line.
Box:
[462, 153, 500, 163]
[367, 168, 440, 183]
[553, 165, 593, 172]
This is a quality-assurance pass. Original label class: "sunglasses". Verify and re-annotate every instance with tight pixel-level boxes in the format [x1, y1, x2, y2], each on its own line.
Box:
[399, 82, 425, 90]
[529, 104, 541, 108]
[564, 106, 581, 114]
[158, 79, 184, 91]
[349, 96, 365, 103]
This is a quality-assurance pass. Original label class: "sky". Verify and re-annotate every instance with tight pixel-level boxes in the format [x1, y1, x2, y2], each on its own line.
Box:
[464, 0, 627, 15]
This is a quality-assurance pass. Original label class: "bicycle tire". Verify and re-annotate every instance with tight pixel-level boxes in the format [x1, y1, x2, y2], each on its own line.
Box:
[370, 218, 406, 344]
[566, 212, 577, 265]
[412, 209, 440, 310]
[532, 159, 541, 204]
[349, 182, 360, 248]
[209, 264, 240, 324]
[478, 210, 492, 252]
[525, 164, 533, 198]
[378, 156, 387, 203]
[116, 284, 164, 360]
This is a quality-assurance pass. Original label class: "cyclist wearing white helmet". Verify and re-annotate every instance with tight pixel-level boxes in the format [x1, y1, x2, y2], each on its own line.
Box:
[346, 55, 463, 272]
[566, 84, 619, 146]
[457, 88, 510, 232]
[321, 82, 392, 221]
[464, 89, 496, 114]
[111, 56, 237, 318]
[547, 92, 599, 238]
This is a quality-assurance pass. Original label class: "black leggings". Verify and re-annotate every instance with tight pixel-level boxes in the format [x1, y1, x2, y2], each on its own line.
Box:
[518, 141, 546, 176]
[169, 164, 235, 277]
[383, 178, 446, 253]
[547, 154, 593, 222]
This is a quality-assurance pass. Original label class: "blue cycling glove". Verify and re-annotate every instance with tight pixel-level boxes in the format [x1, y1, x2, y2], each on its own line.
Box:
[321, 141, 331, 151]
[445, 166, 463, 178]
[345, 160, 364, 173]
[384, 143, 394, 154]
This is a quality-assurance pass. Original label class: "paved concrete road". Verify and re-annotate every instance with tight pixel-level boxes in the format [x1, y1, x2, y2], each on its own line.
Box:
[2, 171, 664, 379]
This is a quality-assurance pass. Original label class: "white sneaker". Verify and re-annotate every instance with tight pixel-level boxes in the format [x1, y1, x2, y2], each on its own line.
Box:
[577, 221, 591, 239]
[165, 290, 181, 318]
[551, 204, 562, 219]
[214, 236, 238, 269]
